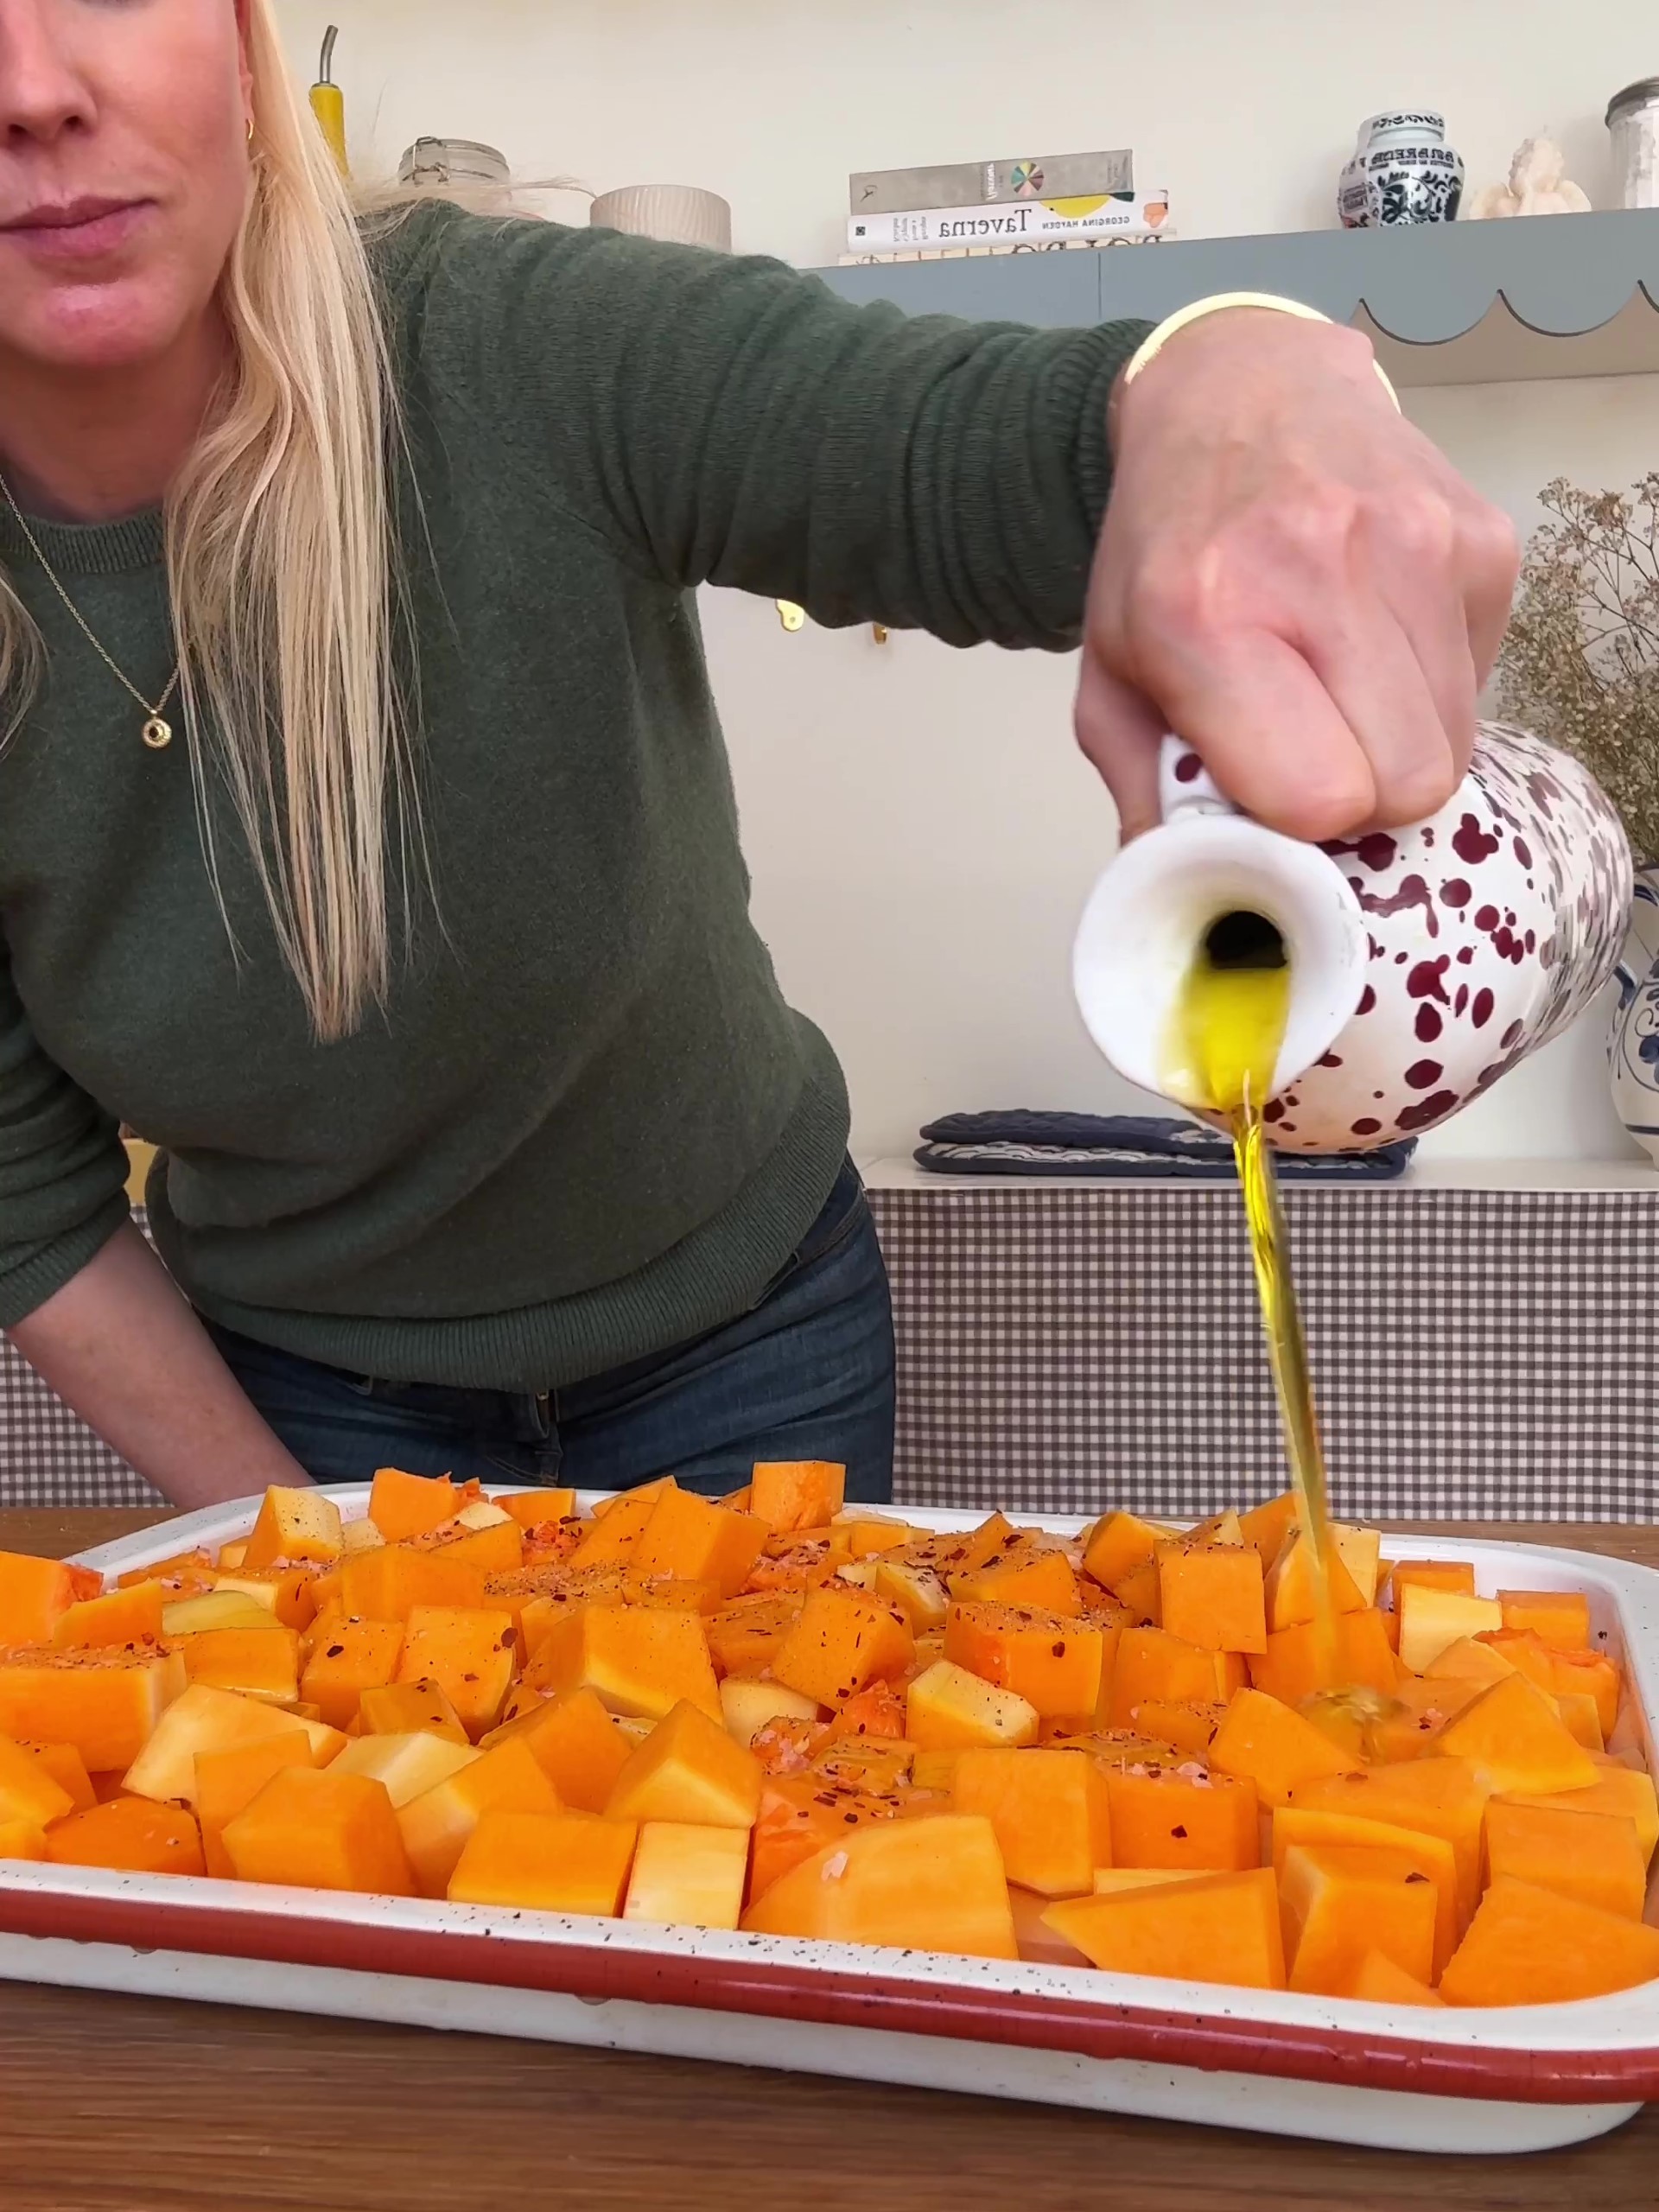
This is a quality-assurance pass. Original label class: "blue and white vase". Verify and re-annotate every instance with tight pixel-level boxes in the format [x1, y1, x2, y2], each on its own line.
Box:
[1611, 867, 1659, 1165]
[1339, 111, 1465, 228]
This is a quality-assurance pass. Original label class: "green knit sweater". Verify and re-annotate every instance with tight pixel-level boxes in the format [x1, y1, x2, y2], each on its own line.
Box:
[0, 203, 1146, 1389]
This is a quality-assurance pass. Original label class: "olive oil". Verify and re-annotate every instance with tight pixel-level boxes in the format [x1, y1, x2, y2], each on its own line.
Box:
[1166, 912, 1342, 1688]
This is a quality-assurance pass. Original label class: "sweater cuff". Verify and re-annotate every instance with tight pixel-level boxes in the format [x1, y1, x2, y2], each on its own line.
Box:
[1048, 317, 1156, 543]
[0, 1192, 134, 1331]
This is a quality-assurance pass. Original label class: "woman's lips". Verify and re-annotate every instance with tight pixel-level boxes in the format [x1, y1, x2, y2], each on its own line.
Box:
[0, 200, 152, 263]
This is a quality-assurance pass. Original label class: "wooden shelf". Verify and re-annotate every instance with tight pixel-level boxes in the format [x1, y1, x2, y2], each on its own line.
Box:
[817, 208, 1659, 386]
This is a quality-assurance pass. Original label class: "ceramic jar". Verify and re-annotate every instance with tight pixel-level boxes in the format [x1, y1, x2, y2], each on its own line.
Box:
[1611, 868, 1659, 1162]
[1072, 724, 1633, 1155]
[1338, 111, 1465, 228]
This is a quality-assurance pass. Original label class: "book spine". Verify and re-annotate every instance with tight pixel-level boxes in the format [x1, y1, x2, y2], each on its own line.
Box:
[848, 196, 1169, 251]
[838, 235, 1175, 264]
[849, 150, 1134, 217]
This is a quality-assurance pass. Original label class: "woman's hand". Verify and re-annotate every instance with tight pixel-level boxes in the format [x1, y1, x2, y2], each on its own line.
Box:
[1077, 308, 1521, 842]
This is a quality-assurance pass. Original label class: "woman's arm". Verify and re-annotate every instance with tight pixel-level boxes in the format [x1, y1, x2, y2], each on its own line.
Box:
[10, 1221, 312, 1509]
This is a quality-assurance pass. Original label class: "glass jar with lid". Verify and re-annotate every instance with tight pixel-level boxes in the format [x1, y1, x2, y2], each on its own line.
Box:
[1606, 79, 1659, 208]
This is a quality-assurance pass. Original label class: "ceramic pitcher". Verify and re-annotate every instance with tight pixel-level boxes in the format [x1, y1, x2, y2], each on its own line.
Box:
[1072, 723, 1632, 1154]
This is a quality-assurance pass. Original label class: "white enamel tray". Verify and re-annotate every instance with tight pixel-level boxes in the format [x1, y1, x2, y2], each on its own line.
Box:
[0, 1493, 1655, 2156]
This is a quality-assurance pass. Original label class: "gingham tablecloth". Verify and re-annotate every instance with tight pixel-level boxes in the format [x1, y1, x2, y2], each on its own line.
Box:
[3, 1183, 1656, 1519]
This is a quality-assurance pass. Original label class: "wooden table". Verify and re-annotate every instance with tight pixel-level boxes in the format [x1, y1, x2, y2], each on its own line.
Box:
[3, 1509, 1656, 2212]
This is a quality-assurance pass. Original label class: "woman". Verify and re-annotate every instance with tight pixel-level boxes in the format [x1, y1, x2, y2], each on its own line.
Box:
[0, 0, 1516, 1509]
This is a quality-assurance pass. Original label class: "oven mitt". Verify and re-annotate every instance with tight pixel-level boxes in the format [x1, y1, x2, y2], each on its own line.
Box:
[913, 1110, 1416, 1180]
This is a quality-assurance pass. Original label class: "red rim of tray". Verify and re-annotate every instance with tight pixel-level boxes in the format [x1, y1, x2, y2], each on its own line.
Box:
[2, 1882, 1656, 2104]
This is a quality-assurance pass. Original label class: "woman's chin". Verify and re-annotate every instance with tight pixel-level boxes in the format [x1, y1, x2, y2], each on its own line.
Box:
[9, 282, 199, 376]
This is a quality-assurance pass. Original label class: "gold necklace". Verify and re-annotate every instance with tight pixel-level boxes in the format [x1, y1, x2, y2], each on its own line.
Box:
[0, 472, 181, 749]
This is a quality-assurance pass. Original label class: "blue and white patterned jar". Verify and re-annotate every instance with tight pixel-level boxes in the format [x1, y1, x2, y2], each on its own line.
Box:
[1611, 867, 1659, 1166]
[1338, 111, 1465, 228]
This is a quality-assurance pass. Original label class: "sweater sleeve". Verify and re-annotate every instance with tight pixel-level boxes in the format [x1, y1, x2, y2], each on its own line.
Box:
[399, 208, 1152, 651]
[0, 951, 132, 1328]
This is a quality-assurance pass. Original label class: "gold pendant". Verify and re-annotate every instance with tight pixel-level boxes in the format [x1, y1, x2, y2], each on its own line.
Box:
[142, 715, 173, 751]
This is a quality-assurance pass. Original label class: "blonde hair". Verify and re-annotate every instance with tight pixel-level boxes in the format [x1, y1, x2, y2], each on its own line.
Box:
[1, 0, 414, 1039]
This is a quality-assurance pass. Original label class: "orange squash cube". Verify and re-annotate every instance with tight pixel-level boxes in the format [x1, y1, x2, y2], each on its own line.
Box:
[1433, 1672, 1598, 1798]
[623, 1820, 749, 1929]
[1156, 1539, 1266, 1655]
[1440, 1878, 1659, 2006]
[194, 1733, 315, 1877]
[481, 1685, 632, 1814]
[1397, 1586, 1503, 1674]
[1341, 1949, 1446, 2006]
[569, 1489, 662, 1568]
[1280, 1842, 1438, 1996]
[1500, 1769, 1659, 1867]
[1109, 1627, 1245, 1726]
[873, 1558, 950, 1635]
[495, 1488, 578, 1531]
[1207, 1688, 1358, 1808]
[1484, 1800, 1647, 1921]
[772, 1586, 914, 1709]
[213, 1566, 320, 1632]
[179, 1625, 302, 1707]
[1248, 1609, 1397, 1707]
[1262, 1525, 1369, 1634]
[397, 1737, 562, 1897]
[0, 1733, 74, 1828]
[1389, 1559, 1476, 1608]
[328, 1732, 479, 1808]
[904, 1660, 1038, 1751]
[750, 1461, 846, 1533]
[50, 1581, 164, 1651]
[407, 1514, 524, 1580]
[1548, 1646, 1622, 1741]
[0, 1644, 188, 1776]
[1288, 1760, 1491, 1920]
[395, 1605, 516, 1737]
[705, 1594, 801, 1678]
[1498, 1588, 1591, 1652]
[950, 1747, 1112, 1896]
[45, 1796, 205, 1878]
[18, 1740, 95, 1812]
[944, 1603, 1104, 1719]
[225, 1766, 415, 1896]
[1101, 1760, 1259, 1874]
[605, 1699, 762, 1829]
[0, 1820, 45, 1862]
[242, 1486, 343, 1572]
[1236, 1492, 1298, 1564]
[115, 1548, 213, 1596]
[1108, 1559, 1162, 1627]
[336, 1546, 487, 1624]
[448, 1808, 639, 1915]
[1081, 1512, 1169, 1595]
[299, 1618, 404, 1732]
[628, 1490, 767, 1601]
[750, 1773, 903, 1898]
[1273, 1805, 1459, 1975]
[1554, 1690, 1605, 1752]
[0, 1552, 86, 1647]
[123, 1683, 340, 1805]
[527, 1604, 721, 1723]
[356, 1678, 469, 1743]
[368, 1469, 460, 1542]
[950, 1549, 1082, 1618]
[742, 1812, 1016, 1959]
[1127, 1700, 1225, 1757]
[1043, 1868, 1285, 1991]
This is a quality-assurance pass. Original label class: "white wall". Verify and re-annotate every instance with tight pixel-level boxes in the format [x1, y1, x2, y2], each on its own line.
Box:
[277, 1, 1658, 1163]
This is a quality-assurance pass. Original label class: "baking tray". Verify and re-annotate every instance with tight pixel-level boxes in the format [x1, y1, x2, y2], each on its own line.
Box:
[0, 1493, 1656, 2155]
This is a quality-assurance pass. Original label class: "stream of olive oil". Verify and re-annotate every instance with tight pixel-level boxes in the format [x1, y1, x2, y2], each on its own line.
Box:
[1166, 916, 1341, 1690]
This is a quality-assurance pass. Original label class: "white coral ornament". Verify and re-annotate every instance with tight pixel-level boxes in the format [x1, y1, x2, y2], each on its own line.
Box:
[1467, 133, 1592, 218]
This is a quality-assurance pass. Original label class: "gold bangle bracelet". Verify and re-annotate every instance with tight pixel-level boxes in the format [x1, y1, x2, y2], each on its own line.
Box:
[1117, 289, 1401, 413]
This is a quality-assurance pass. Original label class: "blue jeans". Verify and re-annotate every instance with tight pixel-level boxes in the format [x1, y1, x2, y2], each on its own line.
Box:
[206, 1158, 895, 1503]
